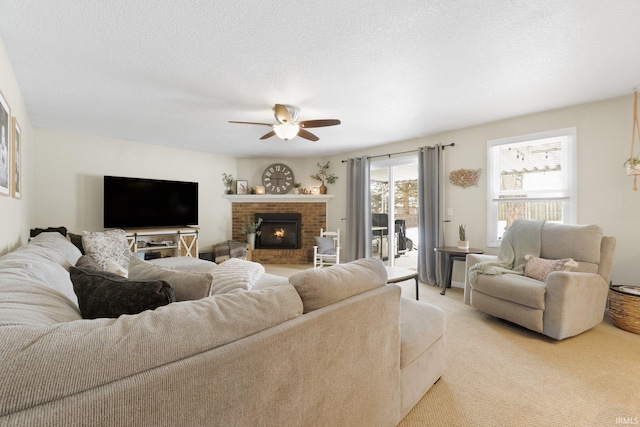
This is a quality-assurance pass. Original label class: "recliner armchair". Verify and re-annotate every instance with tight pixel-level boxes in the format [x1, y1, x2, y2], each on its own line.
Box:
[464, 221, 616, 340]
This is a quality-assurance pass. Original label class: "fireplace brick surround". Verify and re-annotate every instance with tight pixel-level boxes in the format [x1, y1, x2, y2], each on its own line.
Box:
[230, 198, 329, 264]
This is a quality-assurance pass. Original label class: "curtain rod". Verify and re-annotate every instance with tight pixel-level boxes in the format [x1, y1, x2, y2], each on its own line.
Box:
[341, 143, 454, 163]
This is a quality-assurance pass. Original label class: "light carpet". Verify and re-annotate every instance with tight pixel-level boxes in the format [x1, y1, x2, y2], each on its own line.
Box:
[399, 284, 640, 427]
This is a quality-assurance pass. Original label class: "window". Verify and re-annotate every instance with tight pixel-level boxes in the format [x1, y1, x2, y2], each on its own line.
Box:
[486, 128, 576, 247]
[370, 156, 418, 266]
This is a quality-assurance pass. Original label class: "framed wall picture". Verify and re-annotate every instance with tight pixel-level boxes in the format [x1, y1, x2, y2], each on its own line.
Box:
[12, 117, 21, 199]
[0, 89, 11, 197]
[236, 180, 248, 195]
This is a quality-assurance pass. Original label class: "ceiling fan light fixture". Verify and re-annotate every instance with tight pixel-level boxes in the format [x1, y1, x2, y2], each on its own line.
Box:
[274, 123, 300, 141]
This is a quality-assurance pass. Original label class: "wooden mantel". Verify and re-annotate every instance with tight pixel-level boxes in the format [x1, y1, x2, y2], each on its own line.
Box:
[222, 194, 334, 203]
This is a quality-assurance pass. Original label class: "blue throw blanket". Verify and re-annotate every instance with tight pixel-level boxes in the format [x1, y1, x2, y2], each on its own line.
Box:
[469, 219, 544, 284]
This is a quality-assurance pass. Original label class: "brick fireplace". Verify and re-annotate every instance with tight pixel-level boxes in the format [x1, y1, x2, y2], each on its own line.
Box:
[227, 195, 333, 264]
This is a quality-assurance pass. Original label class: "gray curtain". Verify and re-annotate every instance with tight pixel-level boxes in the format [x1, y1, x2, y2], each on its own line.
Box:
[418, 145, 446, 285]
[345, 156, 372, 261]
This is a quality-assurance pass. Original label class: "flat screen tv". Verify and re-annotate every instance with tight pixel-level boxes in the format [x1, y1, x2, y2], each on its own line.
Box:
[104, 176, 198, 229]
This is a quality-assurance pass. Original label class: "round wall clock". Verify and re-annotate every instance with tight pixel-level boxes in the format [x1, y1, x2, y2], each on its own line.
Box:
[262, 163, 294, 194]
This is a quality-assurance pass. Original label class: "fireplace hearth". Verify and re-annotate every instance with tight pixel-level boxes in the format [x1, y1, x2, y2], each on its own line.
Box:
[255, 213, 301, 250]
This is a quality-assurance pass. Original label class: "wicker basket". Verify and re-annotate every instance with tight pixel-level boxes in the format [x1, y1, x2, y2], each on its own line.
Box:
[608, 286, 640, 334]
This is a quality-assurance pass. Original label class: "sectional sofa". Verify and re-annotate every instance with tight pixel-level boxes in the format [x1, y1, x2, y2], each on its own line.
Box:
[0, 232, 446, 426]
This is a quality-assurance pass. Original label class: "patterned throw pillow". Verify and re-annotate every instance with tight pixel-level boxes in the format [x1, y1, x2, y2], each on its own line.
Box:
[523, 254, 578, 282]
[82, 229, 132, 270]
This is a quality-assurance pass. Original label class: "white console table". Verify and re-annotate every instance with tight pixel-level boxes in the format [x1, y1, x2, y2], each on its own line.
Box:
[124, 227, 199, 258]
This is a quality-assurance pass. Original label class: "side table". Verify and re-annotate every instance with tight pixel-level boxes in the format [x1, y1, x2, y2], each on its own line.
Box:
[386, 267, 419, 300]
[434, 246, 484, 295]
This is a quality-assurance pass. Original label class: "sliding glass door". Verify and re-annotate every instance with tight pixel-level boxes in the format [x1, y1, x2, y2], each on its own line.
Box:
[370, 157, 418, 267]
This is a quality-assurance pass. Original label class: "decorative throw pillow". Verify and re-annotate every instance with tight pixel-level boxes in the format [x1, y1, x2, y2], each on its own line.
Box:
[68, 232, 85, 254]
[315, 237, 336, 255]
[82, 229, 132, 270]
[208, 258, 264, 295]
[105, 260, 128, 277]
[128, 255, 213, 301]
[75, 254, 102, 271]
[524, 254, 579, 282]
[70, 266, 174, 319]
[288, 258, 388, 313]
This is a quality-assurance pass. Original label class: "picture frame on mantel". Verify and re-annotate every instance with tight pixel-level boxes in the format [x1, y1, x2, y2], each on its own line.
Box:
[12, 117, 21, 199]
[0, 89, 11, 197]
[236, 180, 248, 195]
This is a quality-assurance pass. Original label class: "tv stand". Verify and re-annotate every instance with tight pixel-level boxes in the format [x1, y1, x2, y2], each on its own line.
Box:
[124, 227, 199, 259]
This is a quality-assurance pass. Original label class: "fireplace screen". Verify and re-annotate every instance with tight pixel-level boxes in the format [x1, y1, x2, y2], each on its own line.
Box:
[255, 213, 301, 249]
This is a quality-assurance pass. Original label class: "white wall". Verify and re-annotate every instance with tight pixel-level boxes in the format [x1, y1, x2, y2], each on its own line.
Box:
[0, 38, 32, 255]
[321, 95, 637, 285]
[236, 157, 337, 193]
[32, 129, 236, 252]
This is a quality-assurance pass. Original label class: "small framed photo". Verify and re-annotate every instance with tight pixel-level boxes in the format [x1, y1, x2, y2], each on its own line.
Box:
[12, 117, 21, 199]
[0, 89, 10, 197]
[236, 180, 248, 195]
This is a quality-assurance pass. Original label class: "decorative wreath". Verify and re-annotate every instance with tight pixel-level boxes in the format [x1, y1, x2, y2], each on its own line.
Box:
[449, 168, 482, 188]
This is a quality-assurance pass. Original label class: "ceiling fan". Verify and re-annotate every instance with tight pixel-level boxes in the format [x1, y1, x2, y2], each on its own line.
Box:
[229, 104, 341, 141]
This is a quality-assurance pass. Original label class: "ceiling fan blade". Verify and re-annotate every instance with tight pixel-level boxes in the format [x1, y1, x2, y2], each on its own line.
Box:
[274, 104, 292, 124]
[228, 121, 273, 126]
[297, 129, 319, 141]
[299, 119, 341, 128]
[260, 130, 276, 140]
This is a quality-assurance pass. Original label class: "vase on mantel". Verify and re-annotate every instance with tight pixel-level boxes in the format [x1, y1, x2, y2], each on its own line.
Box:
[247, 233, 256, 250]
[319, 184, 327, 195]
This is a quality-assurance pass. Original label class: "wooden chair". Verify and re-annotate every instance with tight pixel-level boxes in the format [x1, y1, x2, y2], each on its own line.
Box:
[313, 228, 340, 268]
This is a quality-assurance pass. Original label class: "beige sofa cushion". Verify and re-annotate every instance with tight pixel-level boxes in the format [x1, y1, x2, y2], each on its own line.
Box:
[0, 235, 83, 325]
[0, 284, 304, 416]
[288, 258, 388, 313]
[27, 232, 82, 266]
[400, 298, 445, 369]
[128, 256, 213, 301]
[540, 223, 603, 264]
[1, 248, 80, 308]
[0, 276, 82, 326]
[472, 273, 547, 310]
[148, 256, 217, 273]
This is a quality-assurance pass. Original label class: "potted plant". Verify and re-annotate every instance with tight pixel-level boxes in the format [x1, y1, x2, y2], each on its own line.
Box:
[222, 173, 234, 194]
[310, 161, 338, 194]
[293, 182, 302, 194]
[624, 156, 640, 175]
[240, 215, 263, 250]
[457, 224, 469, 250]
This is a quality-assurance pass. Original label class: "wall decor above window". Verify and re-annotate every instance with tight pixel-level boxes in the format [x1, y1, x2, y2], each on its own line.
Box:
[449, 168, 481, 188]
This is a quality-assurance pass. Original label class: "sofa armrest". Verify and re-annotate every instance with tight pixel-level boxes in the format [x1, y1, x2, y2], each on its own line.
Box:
[543, 271, 609, 340]
[464, 254, 498, 305]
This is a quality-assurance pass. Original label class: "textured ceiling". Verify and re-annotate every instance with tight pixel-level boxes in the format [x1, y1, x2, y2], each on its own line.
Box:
[1, 1, 639, 158]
